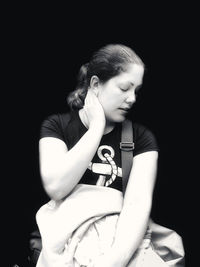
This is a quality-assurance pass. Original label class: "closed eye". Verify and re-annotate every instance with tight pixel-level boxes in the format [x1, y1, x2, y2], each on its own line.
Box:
[119, 84, 131, 91]
[120, 87, 129, 92]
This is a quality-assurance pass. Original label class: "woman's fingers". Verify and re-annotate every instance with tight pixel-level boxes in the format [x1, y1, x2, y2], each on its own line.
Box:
[83, 90, 106, 128]
[85, 90, 98, 105]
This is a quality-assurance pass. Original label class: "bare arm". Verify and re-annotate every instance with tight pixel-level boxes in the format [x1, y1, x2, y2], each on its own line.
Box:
[94, 151, 158, 267]
[39, 90, 106, 200]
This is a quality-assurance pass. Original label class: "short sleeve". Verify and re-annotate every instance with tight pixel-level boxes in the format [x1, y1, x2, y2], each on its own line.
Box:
[133, 123, 159, 156]
[40, 114, 65, 141]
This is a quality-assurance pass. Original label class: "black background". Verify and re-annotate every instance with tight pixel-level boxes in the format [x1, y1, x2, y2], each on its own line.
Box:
[5, 3, 198, 266]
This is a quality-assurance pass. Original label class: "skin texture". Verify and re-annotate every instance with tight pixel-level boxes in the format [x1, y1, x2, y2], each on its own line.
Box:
[39, 62, 158, 267]
[80, 63, 144, 134]
[97, 63, 144, 124]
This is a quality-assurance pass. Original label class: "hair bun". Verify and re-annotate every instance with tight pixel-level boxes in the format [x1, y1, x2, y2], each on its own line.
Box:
[67, 88, 87, 110]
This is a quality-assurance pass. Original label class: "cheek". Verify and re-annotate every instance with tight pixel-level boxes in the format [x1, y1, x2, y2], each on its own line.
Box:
[98, 89, 111, 107]
[98, 87, 123, 109]
[99, 94, 116, 108]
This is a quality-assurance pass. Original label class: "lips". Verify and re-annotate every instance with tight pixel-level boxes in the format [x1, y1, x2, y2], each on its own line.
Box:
[118, 107, 130, 112]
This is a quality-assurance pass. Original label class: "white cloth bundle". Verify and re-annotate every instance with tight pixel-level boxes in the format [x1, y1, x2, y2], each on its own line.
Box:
[36, 184, 184, 267]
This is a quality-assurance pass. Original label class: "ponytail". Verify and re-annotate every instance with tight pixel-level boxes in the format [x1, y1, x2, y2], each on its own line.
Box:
[67, 63, 89, 110]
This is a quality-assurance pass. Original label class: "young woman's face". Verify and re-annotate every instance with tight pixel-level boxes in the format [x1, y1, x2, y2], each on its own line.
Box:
[97, 63, 144, 124]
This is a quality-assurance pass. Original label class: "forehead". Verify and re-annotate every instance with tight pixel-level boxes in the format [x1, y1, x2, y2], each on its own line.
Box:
[114, 63, 144, 85]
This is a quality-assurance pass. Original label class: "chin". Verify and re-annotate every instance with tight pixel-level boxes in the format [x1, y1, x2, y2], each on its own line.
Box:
[107, 114, 126, 124]
[117, 116, 126, 123]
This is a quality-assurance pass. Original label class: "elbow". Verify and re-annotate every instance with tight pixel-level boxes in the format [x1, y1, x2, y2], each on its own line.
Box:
[39, 164, 77, 201]
[44, 182, 65, 201]
[40, 170, 66, 201]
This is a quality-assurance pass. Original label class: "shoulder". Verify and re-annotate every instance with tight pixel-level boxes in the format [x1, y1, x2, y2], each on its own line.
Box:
[133, 122, 154, 137]
[132, 122, 159, 156]
[42, 112, 71, 126]
[40, 111, 72, 141]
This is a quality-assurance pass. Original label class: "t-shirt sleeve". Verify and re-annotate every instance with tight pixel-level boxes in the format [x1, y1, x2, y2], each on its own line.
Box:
[133, 123, 159, 156]
[40, 114, 65, 141]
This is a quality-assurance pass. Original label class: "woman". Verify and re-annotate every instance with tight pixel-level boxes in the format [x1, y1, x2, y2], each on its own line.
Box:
[37, 44, 184, 267]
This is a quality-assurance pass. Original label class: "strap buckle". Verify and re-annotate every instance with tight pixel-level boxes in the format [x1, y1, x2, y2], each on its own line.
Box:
[120, 142, 134, 151]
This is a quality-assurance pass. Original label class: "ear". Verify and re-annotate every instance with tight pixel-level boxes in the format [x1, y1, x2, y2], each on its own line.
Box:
[89, 75, 100, 96]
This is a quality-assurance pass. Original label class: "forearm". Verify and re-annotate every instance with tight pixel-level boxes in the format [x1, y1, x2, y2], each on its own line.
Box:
[96, 152, 158, 267]
[110, 200, 152, 266]
[41, 124, 104, 200]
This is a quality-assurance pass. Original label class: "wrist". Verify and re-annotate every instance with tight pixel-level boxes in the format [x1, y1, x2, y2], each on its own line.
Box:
[89, 120, 105, 131]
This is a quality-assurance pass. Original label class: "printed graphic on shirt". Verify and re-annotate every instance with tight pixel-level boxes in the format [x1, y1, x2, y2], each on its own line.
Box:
[87, 145, 122, 187]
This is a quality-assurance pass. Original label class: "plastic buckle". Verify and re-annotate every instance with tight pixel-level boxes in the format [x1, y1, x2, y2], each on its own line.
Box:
[120, 142, 134, 151]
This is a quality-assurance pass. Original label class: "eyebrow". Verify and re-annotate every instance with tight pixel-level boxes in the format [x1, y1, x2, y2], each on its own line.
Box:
[119, 81, 142, 89]
[127, 81, 142, 87]
[120, 81, 135, 87]
[129, 82, 143, 89]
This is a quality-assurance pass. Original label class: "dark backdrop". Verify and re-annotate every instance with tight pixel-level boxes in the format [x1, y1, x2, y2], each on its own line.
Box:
[6, 5, 198, 266]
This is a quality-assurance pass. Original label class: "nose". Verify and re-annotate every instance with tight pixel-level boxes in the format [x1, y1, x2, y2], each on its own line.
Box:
[125, 92, 136, 105]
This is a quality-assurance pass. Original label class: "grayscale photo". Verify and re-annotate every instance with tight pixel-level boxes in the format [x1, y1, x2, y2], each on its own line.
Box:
[8, 4, 198, 267]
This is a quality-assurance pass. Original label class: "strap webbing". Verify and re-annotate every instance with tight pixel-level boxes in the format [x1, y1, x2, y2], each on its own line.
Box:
[121, 119, 134, 196]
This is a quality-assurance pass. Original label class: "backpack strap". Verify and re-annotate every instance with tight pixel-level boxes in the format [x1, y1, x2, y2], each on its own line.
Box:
[121, 119, 134, 196]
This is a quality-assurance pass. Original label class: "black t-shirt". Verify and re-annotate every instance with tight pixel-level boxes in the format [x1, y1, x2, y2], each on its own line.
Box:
[40, 111, 159, 192]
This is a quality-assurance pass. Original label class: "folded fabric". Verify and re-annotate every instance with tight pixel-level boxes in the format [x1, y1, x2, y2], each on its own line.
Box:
[36, 184, 184, 267]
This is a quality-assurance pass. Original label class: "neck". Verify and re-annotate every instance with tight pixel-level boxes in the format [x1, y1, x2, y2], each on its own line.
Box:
[78, 109, 115, 135]
[104, 120, 115, 135]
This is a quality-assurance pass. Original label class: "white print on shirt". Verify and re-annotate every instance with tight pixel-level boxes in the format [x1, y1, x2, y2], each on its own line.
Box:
[87, 145, 122, 187]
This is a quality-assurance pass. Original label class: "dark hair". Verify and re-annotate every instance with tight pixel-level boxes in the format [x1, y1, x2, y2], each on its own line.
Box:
[67, 44, 144, 110]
